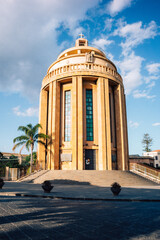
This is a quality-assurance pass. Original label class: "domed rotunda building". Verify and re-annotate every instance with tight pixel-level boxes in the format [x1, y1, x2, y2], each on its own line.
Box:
[38, 36, 129, 171]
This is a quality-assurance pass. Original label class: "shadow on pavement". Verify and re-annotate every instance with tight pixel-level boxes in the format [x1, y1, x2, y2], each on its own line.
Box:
[0, 195, 160, 239]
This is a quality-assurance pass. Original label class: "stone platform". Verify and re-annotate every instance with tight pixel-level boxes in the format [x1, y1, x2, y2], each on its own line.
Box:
[0, 181, 160, 201]
[18, 170, 159, 187]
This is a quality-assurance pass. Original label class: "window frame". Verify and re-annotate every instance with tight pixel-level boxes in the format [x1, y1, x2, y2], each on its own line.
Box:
[64, 90, 71, 142]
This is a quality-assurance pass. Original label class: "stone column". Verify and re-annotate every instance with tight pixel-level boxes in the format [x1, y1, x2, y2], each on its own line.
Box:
[72, 76, 78, 169]
[38, 88, 48, 169]
[97, 77, 107, 170]
[104, 79, 112, 170]
[77, 76, 83, 170]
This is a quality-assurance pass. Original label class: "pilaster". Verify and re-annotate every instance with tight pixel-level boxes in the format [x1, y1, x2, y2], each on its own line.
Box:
[72, 76, 78, 169]
[114, 85, 125, 170]
[104, 79, 112, 170]
[51, 81, 60, 170]
[37, 89, 48, 169]
[47, 83, 53, 169]
[77, 76, 83, 170]
[97, 77, 107, 170]
[119, 85, 125, 170]
[122, 89, 129, 170]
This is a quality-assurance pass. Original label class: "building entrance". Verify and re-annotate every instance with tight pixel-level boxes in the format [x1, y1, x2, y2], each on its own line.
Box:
[85, 150, 96, 170]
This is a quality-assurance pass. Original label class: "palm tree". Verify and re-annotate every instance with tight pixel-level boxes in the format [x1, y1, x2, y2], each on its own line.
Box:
[13, 123, 48, 173]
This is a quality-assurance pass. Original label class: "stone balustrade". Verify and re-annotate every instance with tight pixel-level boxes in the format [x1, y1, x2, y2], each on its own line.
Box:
[130, 163, 160, 183]
[42, 63, 122, 88]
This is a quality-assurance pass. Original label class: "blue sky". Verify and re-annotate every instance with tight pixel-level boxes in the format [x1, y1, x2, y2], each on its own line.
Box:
[0, 0, 160, 155]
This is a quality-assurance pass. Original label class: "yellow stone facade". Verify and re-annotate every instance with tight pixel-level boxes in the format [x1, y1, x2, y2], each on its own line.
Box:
[38, 37, 129, 170]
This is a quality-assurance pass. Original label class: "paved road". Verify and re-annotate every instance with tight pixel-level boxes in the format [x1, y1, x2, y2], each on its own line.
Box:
[0, 196, 160, 240]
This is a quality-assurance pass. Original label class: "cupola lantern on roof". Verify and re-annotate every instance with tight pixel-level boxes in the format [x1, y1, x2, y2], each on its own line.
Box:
[38, 35, 129, 171]
[76, 33, 88, 47]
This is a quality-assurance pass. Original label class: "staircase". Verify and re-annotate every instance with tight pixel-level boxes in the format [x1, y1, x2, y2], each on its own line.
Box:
[18, 170, 159, 186]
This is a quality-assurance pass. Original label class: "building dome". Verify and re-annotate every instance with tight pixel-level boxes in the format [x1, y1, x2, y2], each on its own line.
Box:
[38, 36, 129, 171]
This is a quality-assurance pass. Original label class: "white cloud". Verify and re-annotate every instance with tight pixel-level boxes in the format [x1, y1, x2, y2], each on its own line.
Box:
[133, 90, 156, 99]
[118, 51, 144, 94]
[129, 121, 139, 128]
[71, 27, 86, 39]
[13, 106, 39, 117]
[92, 37, 114, 50]
[144, 75, 158, 84]
[146, 81, 155, 89]
[107, 52, 114, 61]
[146, 63, 160, 75]
[152, 123, 160, 126]
[0, 0, 100, 101]
[104, 18, 114, 31]
[107, 0, 133, 16]
[144, 63, 160, 90]
[113, 19, 159, 94]
[114, 20, 158, 55]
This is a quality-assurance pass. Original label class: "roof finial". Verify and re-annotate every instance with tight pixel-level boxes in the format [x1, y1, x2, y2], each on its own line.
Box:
[79, 33, 84, 38]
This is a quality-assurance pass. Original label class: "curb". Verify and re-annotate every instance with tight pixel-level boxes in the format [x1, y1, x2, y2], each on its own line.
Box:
[0, 193, 160, 202]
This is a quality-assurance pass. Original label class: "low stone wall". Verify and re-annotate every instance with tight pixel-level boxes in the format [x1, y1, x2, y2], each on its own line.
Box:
[5, 167, 19, 181]
[130, 163, 160, 180]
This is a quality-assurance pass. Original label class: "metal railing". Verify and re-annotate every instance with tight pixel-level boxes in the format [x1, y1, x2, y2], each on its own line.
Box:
[130, 163, 160, 184]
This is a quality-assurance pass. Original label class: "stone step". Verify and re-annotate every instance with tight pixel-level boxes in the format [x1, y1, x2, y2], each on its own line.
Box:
[19, 170, 159, 186]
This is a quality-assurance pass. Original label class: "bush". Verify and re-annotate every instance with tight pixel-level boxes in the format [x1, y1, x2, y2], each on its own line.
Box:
[24, 152, 37, 165]
[0, 158, 20, 169]
[19, 160, 30, 169]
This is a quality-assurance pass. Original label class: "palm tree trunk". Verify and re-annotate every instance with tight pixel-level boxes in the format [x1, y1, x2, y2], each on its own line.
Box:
[30, 144, 33, 174]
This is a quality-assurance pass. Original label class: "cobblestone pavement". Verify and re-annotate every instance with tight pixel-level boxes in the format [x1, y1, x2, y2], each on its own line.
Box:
[0, 196, 160, 240]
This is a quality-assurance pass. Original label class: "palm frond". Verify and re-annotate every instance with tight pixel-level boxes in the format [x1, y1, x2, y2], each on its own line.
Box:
[27, 124, 33, 129]
[33, 123, 42, 132]
[13, 135, 29, 143]
[26, 140, 31, 151]
[27, 129, 34, 138]
[19, 143, 27, 154]
[18, 126, 29, 133]
[30, 124, 42, 137]
[37, 140, 46, 146]
[12, 141, 26, 151]
[34, 133, 49, 140]
[14, 123, 43, 152]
